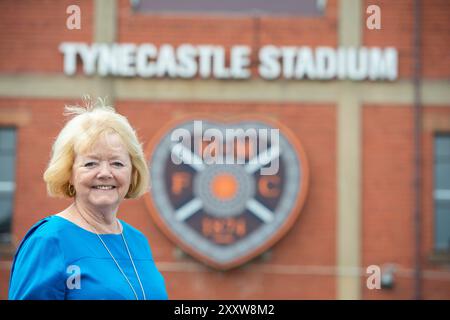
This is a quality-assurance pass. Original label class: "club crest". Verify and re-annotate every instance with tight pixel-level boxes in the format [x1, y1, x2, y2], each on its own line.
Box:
[145, 116, 309, 270]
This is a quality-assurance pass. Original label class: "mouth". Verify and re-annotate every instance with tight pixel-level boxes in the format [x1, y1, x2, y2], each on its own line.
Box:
[92, 185, 116, 190]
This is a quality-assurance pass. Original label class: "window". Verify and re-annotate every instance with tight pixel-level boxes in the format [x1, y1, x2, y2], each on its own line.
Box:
[434, 134, 450, 252]
[0, 127, 16, 243]
[131, 0, 327, 16]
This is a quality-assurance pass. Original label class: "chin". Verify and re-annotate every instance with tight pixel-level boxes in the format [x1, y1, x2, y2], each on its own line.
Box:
[88, 197, 121, 208]
[92, 201, 118, 208]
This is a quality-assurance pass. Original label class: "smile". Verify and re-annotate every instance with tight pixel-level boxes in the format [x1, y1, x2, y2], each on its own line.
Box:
[92, 185, 116, 190]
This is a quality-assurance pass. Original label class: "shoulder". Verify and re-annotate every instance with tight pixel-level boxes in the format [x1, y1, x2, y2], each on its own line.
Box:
[10, 216, 67, 278]
[9, 216, 67, 300]
[20, 216, 70, 243]
[14, 216, 70, 257]
[120, 219, 147, 241]
[119, 219, 155, 257]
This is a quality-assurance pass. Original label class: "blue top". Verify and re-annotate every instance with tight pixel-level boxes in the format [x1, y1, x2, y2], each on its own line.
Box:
[9, 215, 168, 300]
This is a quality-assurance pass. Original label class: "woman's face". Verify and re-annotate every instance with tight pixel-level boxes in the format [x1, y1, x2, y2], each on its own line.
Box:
[71, 132, 132, 211]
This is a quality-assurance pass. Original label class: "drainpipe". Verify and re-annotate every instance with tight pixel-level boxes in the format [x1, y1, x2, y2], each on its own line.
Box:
[413, 0, 422, 300]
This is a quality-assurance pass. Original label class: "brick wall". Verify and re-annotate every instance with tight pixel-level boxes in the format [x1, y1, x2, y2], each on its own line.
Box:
[362, 105, 415, 299]
[363, 0, 450, 79]
[0, 0, 449, 300]
[0, 0, 93, 73]
[1, 0, 448, 79]
[361, 104, 450, 300]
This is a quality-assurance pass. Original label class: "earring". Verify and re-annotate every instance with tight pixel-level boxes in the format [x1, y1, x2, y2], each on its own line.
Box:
[68, 184, 76, 197]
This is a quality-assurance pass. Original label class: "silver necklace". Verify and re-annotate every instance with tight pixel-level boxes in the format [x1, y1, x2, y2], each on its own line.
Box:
[76, 207, 147, 300]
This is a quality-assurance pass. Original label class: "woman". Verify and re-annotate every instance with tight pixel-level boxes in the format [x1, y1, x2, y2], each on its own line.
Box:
[9, 98, 168, 300]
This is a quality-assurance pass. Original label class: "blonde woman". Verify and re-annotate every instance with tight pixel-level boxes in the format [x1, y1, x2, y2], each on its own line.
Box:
[9, 98, 167, 300]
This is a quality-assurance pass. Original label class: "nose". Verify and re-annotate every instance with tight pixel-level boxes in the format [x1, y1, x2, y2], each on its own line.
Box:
[96, 161, 113, 179]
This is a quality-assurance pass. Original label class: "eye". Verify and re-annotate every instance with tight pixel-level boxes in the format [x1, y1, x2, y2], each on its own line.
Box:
[112, 161, 124, 167]
[84, 162, 97, 168]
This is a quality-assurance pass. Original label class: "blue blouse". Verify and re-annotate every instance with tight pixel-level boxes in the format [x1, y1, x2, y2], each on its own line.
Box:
[9, 215, 168, 300]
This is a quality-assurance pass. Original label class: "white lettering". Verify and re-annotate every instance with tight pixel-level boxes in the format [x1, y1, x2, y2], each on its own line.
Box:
[66, 5, 81, 30]
[177, 44, 197, 78]
[59, 42, 398, 81]
[118, 43, 136, 76]
[366, 5, 382, 30]
[259, 45, 281, 80]
[157, 44, 177, 78]
[198, 46, 214, 79]
[170, 121, 280, 175]
[66, 265, 81, 290]
[295, 47, 316, 79]
[366, 265, 381, 290]
[136, 44, 157, 77]
[59, 42, 78, 75]
[213, 46, 230, 79]
[315, 46, 337, 79]
[281, 47, 297, 79]
[231, 45, 251, 79]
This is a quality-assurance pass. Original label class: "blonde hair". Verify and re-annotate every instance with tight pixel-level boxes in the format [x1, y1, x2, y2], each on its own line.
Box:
[43, 96, 149, 199]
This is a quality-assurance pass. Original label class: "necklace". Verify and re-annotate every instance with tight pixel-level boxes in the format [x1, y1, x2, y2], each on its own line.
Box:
[75, 205, 147, 300]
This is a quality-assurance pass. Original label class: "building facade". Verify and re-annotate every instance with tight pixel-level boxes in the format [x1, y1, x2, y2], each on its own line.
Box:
[0, 0, 449, 299]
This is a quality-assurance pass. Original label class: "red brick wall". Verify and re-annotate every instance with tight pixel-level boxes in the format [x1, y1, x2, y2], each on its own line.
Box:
[361, 0, 450, 298]
[363, 0, 415, 79]
[0, 0, 448, 79]
[1, 0, 450, 300]
[421, 1, 450, 78]
[117, 0, 338, 78]
[118, 0, 338, 47]
[0, 0, 93, 74]
[362, 105, 415, 299]
[363, 0, 450, 79]
[362, 105, 450, 299]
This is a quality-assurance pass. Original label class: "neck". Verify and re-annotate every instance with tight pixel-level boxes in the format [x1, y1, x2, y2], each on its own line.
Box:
[72, 202, 121, 234]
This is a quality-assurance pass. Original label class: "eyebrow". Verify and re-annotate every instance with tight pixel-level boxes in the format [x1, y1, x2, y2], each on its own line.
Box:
[82, 155, 128, 161]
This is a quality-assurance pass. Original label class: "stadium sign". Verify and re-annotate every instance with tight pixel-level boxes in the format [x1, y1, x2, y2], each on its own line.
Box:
[145, 116, 309, 269]
[60, 42, 398, 81]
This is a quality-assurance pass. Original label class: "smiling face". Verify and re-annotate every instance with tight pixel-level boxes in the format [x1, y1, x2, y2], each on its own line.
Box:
[71, 132, 132, 212]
